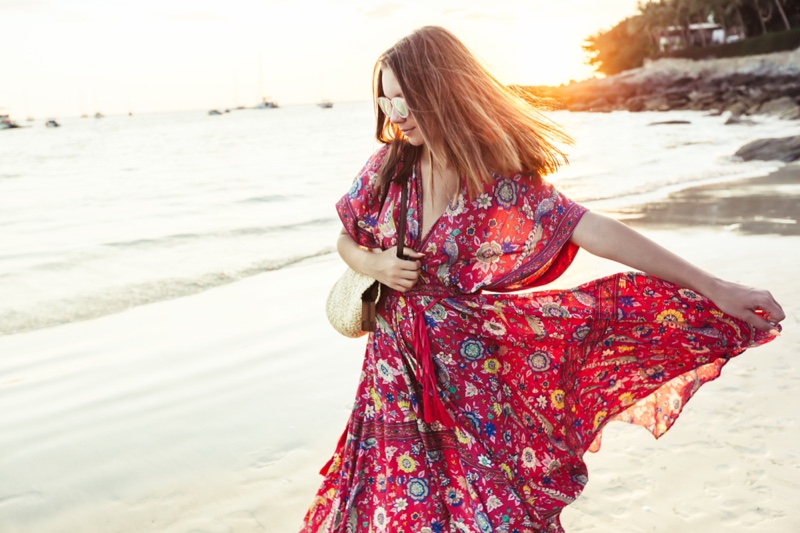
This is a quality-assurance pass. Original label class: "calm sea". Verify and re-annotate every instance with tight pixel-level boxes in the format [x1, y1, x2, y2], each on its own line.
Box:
[0, 103, 793, 335]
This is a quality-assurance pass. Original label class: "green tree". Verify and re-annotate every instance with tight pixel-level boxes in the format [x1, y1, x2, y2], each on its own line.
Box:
[774, 0, 792, 30]
[584, 0, 799, 74]
[638, 0, 676, 48]
[758, 0, 793, 30]
[753, 0, 770, 33]
[583, 15, 655, 75]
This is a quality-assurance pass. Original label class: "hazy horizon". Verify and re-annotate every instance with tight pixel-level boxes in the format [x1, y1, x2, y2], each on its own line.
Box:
[2, 0, 640, 119]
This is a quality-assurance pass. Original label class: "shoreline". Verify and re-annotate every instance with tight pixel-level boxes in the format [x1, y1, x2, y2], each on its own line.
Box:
[607, 161, 800, 236]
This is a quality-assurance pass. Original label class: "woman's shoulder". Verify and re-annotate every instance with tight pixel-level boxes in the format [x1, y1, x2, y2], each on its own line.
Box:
[344, 145, 393, 201]
[481, 169, 545, 192]
[471, 169, 567, 209]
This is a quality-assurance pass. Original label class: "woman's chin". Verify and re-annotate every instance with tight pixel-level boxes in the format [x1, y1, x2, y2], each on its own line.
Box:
[406, 135, 425, 147]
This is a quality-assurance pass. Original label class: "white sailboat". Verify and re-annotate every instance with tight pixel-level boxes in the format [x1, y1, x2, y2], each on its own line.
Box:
[254, 55, 279, 109]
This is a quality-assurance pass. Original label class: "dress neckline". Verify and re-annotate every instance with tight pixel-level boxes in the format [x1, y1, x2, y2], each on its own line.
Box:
[414, 159, 463, 248]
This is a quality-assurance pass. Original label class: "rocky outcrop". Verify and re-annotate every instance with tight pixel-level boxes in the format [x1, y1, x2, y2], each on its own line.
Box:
[533, 48, 800, 120]
[734, 136, 800, 162]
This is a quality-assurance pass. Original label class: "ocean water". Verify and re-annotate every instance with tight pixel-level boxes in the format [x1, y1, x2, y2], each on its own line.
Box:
[0, 103, 793, 335]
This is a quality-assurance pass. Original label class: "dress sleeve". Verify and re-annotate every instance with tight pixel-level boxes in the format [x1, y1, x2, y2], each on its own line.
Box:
[335, 145, 389, 249]
[461, 175, 588, 293]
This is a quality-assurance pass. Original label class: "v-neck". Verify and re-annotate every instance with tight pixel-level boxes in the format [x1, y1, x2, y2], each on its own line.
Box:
[415, 160, 462, 248]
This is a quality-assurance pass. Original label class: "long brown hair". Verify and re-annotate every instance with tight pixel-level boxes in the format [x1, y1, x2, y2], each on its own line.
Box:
[373, 26, 571, 199]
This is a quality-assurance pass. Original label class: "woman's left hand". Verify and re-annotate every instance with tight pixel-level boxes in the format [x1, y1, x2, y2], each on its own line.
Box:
[706, 278, 785, 333]
[570, 213, 785, 334]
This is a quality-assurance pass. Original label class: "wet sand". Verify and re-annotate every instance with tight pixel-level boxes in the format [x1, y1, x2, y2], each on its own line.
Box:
[609, 162, 800, 236]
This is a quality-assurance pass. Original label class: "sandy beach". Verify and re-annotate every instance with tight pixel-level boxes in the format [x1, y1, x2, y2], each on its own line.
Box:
[1, 164, 798, 532]
[561, 162, 800, 532]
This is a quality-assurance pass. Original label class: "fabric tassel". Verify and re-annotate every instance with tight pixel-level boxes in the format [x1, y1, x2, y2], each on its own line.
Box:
[412, 303, 454, 427]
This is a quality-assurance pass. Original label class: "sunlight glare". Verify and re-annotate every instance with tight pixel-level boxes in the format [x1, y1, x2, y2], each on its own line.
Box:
[510, 10, 598, 86]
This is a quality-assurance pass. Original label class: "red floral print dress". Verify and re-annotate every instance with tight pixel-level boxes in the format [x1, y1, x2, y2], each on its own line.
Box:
[301, 146, 778, 533]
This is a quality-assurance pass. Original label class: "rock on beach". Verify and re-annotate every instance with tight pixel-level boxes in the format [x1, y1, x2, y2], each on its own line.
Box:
[734, 135, 800, 163]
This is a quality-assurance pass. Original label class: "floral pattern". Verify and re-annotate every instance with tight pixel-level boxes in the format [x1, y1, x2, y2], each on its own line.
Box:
[303, 146, 777, 533]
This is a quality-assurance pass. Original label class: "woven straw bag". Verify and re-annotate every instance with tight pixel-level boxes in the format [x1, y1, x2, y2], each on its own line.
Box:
[325, 270, 381, 338]
[326, 182, 408, 338]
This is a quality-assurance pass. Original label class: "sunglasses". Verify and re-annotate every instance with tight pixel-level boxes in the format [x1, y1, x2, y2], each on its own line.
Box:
[377, 96, 410, 119]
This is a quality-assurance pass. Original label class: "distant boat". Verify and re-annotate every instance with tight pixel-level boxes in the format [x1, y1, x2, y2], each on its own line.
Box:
[94, 112, 104, 119]
[255, 97, 279, 109]
[208, 109, 223, 116]
[318, 99, 333, 109]
[1, 114, 21, 130]
[45, 119, 61, 128]
[255, 56, 278, 109]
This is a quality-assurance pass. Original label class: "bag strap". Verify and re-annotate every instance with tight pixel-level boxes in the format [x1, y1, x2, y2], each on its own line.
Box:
[361, 180, 407, 333]
[396, 181, 408, 259]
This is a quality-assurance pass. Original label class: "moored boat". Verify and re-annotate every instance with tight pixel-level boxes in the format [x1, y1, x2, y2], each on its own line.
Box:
[1, 114, 21, 130]
[255, 97, 279, 109]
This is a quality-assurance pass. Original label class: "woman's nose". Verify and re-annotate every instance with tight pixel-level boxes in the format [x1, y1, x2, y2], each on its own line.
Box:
[389, 108, 405, 123]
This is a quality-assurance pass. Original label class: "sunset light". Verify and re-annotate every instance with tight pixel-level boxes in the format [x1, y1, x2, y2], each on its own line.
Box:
[1, 0, 640, 117]
[2, 0, 798, 531]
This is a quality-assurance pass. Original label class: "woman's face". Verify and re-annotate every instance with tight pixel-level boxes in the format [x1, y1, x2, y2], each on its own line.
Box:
[380, 67, 425, 147]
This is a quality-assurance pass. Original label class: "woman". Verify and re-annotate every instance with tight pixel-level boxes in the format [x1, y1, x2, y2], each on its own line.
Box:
[303, 26, 784, 533]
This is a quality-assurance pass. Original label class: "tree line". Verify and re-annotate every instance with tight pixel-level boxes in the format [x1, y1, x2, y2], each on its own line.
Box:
[584, 0, 800, 75]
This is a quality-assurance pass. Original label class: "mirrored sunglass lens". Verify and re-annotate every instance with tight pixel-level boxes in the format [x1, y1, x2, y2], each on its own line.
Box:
[393, 99, 409, 117]
[378, 98, 392, 116]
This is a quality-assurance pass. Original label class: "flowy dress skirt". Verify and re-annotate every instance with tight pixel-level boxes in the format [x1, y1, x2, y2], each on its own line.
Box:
[301, 272, 776, 533]
[307, 146, 779, 533]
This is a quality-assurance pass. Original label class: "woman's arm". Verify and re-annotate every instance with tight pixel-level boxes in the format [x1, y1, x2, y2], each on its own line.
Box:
[337, 229, 424, 292]
[569, 211, 784, 332]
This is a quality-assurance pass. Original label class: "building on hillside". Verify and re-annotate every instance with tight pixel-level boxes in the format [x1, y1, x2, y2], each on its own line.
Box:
[659, 23, 744, 52]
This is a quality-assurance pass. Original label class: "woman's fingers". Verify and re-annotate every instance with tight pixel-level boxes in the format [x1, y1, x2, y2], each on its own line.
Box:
[375, 246, 424, 291]
[753, 303, 784, 337]
[744, 310, 776, 333]
[398, 269, 419, 281]
[749, 290, 785, 330]
[712, 284, 784, 334]
[760, 293, 785, 323]
[402, 259, 422, 271]
[391, 278, 416, 292]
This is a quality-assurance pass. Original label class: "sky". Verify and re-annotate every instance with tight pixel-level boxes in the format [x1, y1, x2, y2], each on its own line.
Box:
[1, 0, 640, 118]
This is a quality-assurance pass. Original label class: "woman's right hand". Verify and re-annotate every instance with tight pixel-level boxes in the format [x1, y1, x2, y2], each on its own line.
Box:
[364, 246, 425, 292]
[704, 278, 784, 334]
